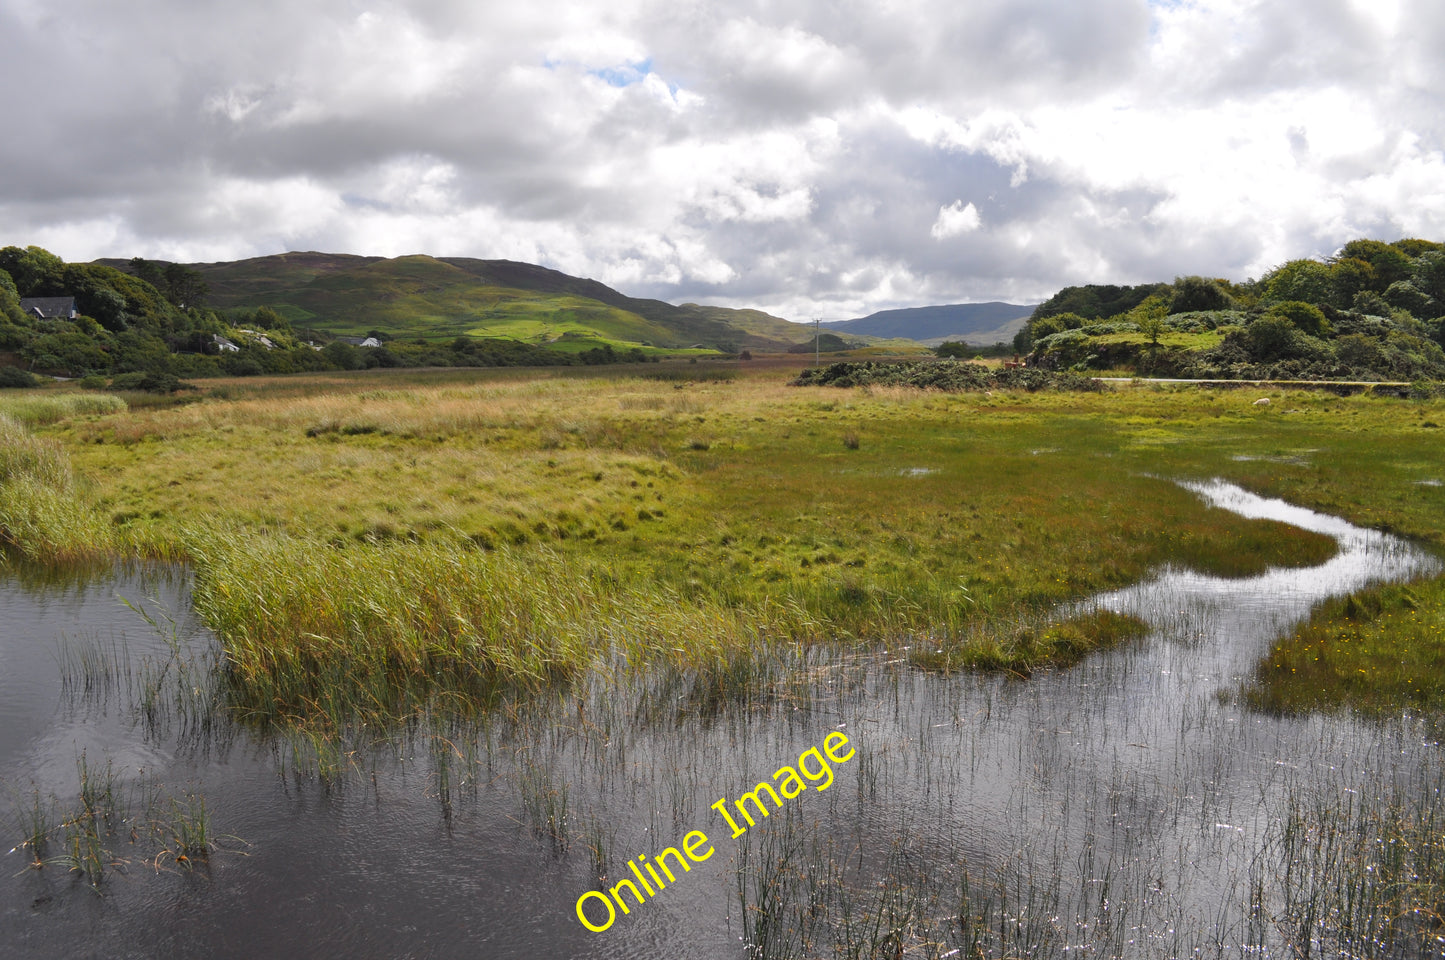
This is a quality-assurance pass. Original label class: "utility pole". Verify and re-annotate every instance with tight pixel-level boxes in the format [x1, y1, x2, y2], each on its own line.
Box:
[814, 317, 820, 367]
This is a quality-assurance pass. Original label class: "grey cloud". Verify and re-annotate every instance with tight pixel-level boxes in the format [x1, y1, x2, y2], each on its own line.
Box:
[1, 0, 1441, 318]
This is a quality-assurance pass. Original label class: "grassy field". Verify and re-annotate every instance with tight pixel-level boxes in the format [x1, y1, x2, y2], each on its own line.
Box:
[2, 364, 1442, 721]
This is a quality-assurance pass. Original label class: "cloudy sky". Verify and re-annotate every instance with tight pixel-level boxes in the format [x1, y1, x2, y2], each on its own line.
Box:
[2, 0, 1442, 319]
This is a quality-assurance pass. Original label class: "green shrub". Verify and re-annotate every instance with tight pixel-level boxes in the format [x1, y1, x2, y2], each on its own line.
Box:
[0, 365, 38, 388]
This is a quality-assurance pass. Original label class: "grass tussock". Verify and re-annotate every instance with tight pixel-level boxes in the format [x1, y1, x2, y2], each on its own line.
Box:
[187, 530, 825, 726]
[910, 607, 1151, 675]
[1246, 574, 1445, 713]
[0, 391, 127, 426]
[0, 413, 118, 563]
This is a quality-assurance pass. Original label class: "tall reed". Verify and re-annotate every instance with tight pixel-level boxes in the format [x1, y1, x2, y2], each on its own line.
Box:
[0, 413, 117, 563]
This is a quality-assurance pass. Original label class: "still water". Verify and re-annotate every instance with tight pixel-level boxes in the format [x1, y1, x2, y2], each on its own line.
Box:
[0, 481, 1440, 959]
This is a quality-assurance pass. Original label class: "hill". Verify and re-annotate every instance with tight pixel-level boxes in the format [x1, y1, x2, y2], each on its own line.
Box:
[823, 302, 1037, 345]
[97, 252, 814, 354]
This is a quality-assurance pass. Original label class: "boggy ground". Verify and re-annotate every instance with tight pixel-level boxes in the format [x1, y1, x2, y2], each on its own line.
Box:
[2, 362, 1442, 720]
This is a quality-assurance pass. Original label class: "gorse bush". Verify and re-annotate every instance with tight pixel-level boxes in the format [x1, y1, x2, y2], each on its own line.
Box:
[791, 359, 1103, 392]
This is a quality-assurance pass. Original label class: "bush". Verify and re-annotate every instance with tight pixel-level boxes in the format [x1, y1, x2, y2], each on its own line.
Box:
[791, 359, 1102, 393]
[1246, 315, 1302, 362]
[224, 356, 264, 377]
[0, 365, 38, 388]
[109, 370, 188, 393]
[1268, 301, 1331, 337]
[1170, 276, 1234, 313]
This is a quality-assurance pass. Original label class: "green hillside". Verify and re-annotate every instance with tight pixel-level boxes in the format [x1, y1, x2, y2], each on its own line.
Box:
[116, 252, 814, 353]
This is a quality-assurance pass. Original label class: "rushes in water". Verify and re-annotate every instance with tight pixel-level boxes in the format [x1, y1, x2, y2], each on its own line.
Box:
[158, 793, 213, 869]
[910, 606, 1151, 675]
[12, 788, 53, 866]
[518, 759, 569, 853]
[582, 815, 613, 881]
[9, 754, 230, 887]
[1266, 775, 1445, 956]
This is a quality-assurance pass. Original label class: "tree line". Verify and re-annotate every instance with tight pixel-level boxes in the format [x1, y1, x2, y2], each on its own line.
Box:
[1013, 238, 1445, 381]
[0, 246, 658, 390]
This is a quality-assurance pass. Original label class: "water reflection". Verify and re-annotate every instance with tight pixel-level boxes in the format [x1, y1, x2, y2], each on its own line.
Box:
[0, 481, 1441, 959]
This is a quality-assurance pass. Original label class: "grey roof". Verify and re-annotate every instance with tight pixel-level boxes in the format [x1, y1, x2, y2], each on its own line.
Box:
[18, 297, 77, 319]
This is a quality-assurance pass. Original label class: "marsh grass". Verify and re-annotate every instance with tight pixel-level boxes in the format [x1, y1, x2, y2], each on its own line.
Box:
[10, 369, 1444, 714]
[0, 392, 126, 426]
[518, 759, 570, 852]
[1247, 574, 1445, 713]
[157, 793, 214, 870]
[0, 413, 119, 564]
[12, 753, 234, 887]
[1265, 772, 1445, 956]
[910, 606, 1151, 674]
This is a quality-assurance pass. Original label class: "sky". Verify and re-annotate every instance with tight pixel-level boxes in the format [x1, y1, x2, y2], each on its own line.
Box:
[2, 0, 1442, 320]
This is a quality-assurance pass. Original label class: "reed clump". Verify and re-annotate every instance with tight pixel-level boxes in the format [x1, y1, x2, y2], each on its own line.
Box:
[186, 528, 814, 726]
[910, 607, 1151, 675]
[0, 392, 127, 426]
[0, 413, 118, 563]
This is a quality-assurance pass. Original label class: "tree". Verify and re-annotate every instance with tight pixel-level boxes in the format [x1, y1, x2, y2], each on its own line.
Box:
[0, 245, 65, 296]
[1169, 276, 1234, 313]
[1262, 259, 1332, 305]
[934, 341, 971, 358]
[322, 340, 364, 370]
[163, 263, 208, 310]
[1327, 258, 1375, 309]
[1268, 301, 1330, 337]
[129, 257, 165, 289]
[253, 306, 292, 332]
[1353, 290, 1392, 317]
[1012, 325, 1033, 355]
[1411, 252, 1445, 303]
[1338, 239, 1412, 289]
[1383, 280, 1436, 319]
[1246, 314, 1299, 362]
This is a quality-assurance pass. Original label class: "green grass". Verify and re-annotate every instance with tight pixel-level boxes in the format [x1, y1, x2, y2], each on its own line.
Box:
[4, 368, 1444, 718]
[1245, 575, 1445, 713]
[0, 391, 127, 426]
[910, 607, 1152, 674]
[1090, 329, 1228, 351]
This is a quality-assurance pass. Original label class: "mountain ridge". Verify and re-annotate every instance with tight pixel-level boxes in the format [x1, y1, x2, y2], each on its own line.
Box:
[824, 302, 1037, 344]
[97, 252, 816, 353]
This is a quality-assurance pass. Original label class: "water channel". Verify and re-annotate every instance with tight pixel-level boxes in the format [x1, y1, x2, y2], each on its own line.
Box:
[0, 480, 1440, 958]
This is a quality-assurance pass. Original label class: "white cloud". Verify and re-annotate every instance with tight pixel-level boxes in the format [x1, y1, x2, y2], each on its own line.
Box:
[931, 201, 982, 239]
[0, 0, 1442, 318]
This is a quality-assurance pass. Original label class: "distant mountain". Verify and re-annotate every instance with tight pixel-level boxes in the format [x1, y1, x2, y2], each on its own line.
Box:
[824, 302, 1038, 345]
[97, 252, 814, 353]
